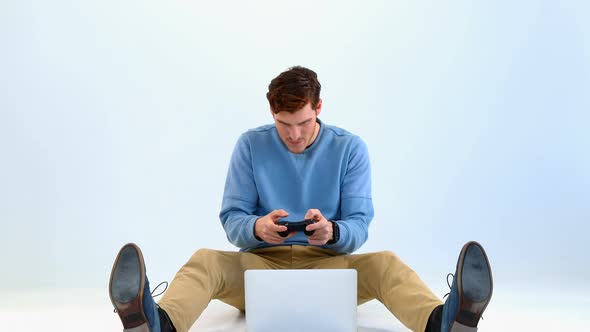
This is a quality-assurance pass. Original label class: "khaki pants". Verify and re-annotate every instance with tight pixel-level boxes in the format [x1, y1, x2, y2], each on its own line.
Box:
[158, 245, 442, 332]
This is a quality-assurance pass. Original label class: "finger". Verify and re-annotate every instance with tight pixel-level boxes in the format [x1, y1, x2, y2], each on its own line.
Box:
[270, 224, 288, 232]
[307, 231, 324, 239]
[307, 232, 329, 241]
[268, 228, 290, 240]
[266, 238, 283, 244]
[265, 233, 285, 244]
[270, 231, 296, 243]
[304, 209, 320, 220]
[306, 218, 328, 231]
[308, 238, 327, 246]
[271, 209, 289, 220]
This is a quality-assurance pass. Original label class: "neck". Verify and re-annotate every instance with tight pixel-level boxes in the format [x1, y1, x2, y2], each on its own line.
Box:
[306, 120, 321, 149]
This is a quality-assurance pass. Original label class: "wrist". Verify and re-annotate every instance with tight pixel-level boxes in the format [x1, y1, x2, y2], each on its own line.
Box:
[327, 220, 339, 245]
[253, 218, 263, 241]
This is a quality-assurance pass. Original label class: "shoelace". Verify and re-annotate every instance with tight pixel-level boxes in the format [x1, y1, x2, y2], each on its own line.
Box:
[442, 273, 483, 320]
[151, 281, 169, 297]
[113, 281, 169, 313]
[443, 273, 454, 299]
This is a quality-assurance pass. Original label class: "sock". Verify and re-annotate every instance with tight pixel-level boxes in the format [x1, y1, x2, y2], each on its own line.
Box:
[158, 307, 177, 332]
[425, 304, 443, 332]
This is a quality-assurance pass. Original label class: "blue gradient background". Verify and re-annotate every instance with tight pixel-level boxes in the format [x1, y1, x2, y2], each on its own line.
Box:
[1, 0, 588, 299]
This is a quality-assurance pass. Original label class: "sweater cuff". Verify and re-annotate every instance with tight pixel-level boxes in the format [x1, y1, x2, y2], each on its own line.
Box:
[325, 220, 348, 252]
[250, 216, 264, 243]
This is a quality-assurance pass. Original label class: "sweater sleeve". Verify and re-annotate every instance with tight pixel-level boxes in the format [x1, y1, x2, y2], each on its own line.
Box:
[326, 137, 374, 254]
[219, 133, 264, 249]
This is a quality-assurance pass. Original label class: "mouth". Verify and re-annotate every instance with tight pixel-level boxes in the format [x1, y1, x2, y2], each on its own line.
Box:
[287, 140, 304, 146]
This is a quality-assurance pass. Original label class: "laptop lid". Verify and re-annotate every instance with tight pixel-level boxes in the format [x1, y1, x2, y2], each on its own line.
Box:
[244, 269, 357, 332]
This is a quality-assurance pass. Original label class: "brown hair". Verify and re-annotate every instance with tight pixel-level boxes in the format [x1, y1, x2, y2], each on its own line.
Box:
[266, 66, 321, 114]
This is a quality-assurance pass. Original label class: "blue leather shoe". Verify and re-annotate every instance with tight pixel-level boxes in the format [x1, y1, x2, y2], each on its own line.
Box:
[109, 243, 161, 332]
[441, 241, 493, 332]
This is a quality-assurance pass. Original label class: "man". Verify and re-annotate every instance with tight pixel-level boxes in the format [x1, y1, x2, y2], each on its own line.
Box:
[109, 66, 493, 332]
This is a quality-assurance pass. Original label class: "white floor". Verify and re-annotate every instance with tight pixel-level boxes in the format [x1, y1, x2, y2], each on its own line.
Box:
[1, 287, 587, 331]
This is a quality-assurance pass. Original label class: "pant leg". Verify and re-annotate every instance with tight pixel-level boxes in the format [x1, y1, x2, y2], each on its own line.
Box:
[298, 247, 442, 332]
[157, 248, 286, 332]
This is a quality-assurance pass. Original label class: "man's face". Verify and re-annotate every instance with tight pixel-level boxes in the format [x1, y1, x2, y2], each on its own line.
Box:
[272, 100, 322, 154]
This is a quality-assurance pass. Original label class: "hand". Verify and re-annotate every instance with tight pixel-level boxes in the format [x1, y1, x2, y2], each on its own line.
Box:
[304, 209, 333, 246]
[254, 209, 296, 244]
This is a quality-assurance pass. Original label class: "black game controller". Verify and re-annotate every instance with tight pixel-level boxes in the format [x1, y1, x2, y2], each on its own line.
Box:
[276, 219, 317, 237]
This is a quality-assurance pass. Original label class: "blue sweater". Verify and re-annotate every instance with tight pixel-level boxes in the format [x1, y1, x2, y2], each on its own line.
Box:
[219, 119, 374, 254]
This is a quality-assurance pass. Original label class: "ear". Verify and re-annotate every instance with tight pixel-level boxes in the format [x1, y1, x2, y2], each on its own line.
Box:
[315, 99, 323, 117]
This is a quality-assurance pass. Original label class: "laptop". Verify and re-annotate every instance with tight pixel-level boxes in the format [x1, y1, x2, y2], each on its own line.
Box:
[244, 269, 357, 332]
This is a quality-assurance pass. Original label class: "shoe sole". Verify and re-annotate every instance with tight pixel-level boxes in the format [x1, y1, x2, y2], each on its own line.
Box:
[451, 241, 493, 332]
[450, 321, 478, 332]
[109, 243, 150, 332]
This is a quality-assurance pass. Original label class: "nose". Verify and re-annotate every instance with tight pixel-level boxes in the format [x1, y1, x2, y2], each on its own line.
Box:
[288, 127, 301, 140]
